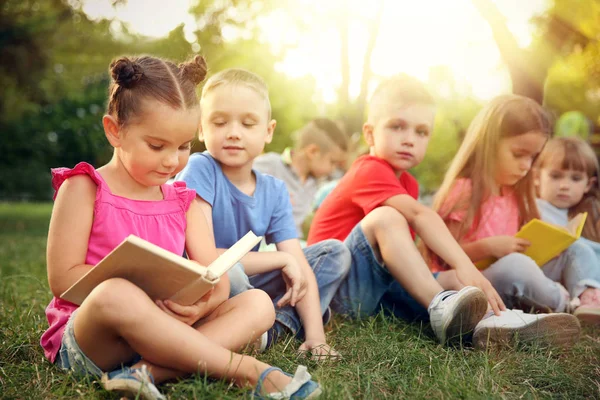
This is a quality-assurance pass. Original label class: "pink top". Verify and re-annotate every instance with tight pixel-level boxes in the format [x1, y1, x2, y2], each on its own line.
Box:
[40, 162, 196, 362]
[433, 178, 520, 272]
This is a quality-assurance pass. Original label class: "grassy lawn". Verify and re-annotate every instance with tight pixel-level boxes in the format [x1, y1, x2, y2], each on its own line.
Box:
[1, 202, 599, 399]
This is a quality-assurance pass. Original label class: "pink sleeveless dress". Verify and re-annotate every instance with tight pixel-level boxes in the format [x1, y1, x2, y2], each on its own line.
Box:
[40, 162, 196, 362]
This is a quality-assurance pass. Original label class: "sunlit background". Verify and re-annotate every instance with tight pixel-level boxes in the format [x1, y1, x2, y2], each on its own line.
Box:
[2, 0, 600, 198]
[83, 0, 548, 101]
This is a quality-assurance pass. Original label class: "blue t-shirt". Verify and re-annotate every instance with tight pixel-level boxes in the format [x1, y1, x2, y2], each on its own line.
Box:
[175, 152, 298, 249]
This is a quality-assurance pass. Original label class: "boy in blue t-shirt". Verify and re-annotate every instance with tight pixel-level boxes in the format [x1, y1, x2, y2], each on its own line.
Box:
[176, 68, 350, 358]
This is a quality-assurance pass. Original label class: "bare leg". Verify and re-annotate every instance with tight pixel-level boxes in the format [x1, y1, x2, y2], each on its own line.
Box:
[74, 279, 292, 393]
[360, 206, 444, 307]
[436, 270, 464, 291]
[136, 289, 275, 383]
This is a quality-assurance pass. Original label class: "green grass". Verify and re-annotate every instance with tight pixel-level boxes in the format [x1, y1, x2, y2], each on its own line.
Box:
[1, 202, 599, 399]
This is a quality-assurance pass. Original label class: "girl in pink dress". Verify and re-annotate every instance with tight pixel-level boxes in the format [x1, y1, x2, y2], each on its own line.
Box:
[41, 54, 321, 399]
[431, 95, 581, 348]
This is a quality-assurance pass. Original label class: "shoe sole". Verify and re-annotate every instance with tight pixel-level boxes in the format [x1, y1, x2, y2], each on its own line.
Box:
[444, 287, 488, 344]
[300, 385, 323, 399]
[473, 313, 581, 350]
[101, 374, 160, 400]
[574, 307, 600, 325]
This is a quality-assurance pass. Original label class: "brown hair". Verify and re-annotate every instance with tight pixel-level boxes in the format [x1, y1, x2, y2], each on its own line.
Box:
[367, 74, 435, 125]
[294, 118, 348, 153]
[107, 54, 207, 126]
[433, 95, 552, 242]
[535, 137, 599, 179]
[535, 137, 600, 208]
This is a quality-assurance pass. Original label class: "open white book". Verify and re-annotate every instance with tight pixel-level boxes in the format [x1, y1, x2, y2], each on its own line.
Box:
[60, 231, 262, 306]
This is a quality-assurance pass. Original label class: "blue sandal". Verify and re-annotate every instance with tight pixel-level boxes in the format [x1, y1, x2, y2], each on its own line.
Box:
[253, 365, 322, 399]
[100, 365, 165, 400]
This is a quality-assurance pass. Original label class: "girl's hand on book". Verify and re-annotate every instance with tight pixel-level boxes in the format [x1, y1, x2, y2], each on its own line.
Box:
[156, 290, 214, 325]
[486, 236, 530, 258]
[277, 255, 307, 308]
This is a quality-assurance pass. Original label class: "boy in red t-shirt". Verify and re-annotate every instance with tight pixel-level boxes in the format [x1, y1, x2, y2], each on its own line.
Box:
[307, 75, 505, 344]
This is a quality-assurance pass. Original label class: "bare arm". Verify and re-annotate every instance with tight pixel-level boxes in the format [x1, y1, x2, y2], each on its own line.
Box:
[447, 221, 530, 262]
[383, 195, 474, 270]
[446, 221, 493, 263]
[46, 175, 97, 297]
[383, 194, 506, 314]
[194, 196, 293, 275]
[184, 198, 229, 306]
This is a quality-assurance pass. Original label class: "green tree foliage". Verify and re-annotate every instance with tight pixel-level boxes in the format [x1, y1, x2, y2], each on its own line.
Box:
[0, 0, 319, 199]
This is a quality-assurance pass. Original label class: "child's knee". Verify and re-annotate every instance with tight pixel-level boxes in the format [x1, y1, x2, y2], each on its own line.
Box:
[85, 278, 148, 320]
[242, 289, 276, 326]
[566, 240, 595, 260]
[362, 206, 408, 236]
[320, 239, 352, 277]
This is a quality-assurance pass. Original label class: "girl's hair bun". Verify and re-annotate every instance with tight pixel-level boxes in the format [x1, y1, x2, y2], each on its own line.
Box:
[110, 57, 144, 89]
[180, 55, 207, 86]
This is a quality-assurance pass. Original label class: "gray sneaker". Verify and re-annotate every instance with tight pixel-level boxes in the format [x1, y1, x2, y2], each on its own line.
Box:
[428, 286, 488, 344]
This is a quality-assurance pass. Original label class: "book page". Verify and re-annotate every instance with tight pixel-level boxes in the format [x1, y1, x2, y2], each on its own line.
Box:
[207, 231, 262, 277]
[567, 212, 587, 237]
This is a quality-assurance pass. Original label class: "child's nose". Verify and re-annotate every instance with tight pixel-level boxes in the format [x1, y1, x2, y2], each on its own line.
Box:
[163, 152, 178, 168]
[226, 123, 243, 140]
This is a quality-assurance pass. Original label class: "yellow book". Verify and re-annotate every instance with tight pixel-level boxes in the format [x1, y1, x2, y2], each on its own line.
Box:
[475, 212, 587, 270]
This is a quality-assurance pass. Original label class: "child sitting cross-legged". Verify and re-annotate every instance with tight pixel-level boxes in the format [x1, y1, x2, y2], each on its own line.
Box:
[41, 55, 321, 400]
[176, 69, 351, 362]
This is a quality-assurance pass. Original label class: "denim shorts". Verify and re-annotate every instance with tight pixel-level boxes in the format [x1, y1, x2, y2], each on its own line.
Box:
[331, 223, 435, 322]
[56, 310, 141, 377]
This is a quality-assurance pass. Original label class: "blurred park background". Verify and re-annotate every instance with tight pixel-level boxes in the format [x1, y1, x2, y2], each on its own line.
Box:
[2, 0, 600, 200]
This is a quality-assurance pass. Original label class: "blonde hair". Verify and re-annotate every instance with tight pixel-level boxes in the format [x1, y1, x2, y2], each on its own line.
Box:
[200, 68, 271, 118]
[294, 118, 348, 153]
[535, 137, 600, 209]
[367, 74, 435, 125]
[433, 95, 552, 241]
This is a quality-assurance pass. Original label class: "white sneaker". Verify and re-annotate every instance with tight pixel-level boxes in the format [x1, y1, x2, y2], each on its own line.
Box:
[473, 309, 581, 350]
[428, 286, 488, 344]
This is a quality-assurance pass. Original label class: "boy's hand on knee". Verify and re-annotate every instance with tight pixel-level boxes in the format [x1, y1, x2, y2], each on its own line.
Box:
[298, 339, 341, 362]
[277, 255, 307, 308]
[156, 290, 216, 325]
[455, 267, 506, 315]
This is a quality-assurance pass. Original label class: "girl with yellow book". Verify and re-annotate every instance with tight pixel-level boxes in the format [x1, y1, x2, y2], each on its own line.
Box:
[430, 96, 583, 346]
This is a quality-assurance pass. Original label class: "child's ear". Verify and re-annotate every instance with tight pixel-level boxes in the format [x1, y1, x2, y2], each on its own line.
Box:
[585, 176, 597, 193]
[305, 143, 321, 159]
[102, 115, 121, 147]
[532, 168, 541, 188]
[363, 123, 375, 147]
[198, 123, 205, 143]
[265, 119, 276, 144]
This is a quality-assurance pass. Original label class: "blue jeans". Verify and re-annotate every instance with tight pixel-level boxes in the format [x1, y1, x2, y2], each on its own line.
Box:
[228, 239, 351, 338]
[331, 223, 433, 322]
[483, 240, 600, 311]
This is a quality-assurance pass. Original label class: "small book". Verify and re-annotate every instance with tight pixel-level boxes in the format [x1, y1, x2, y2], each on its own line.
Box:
[475, 213, 587, 270]
[60, 231, 262, 306]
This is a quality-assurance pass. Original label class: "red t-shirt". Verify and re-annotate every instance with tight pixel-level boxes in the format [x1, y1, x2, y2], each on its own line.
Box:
[307, 155, 419, 244]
